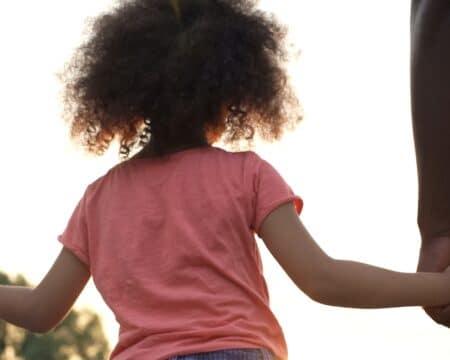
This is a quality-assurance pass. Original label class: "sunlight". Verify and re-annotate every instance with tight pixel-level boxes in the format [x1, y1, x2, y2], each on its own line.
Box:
[0, 1, 447, 359]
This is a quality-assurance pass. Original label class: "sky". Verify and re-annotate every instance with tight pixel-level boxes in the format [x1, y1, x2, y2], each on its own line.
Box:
[0, 1, 449, 359]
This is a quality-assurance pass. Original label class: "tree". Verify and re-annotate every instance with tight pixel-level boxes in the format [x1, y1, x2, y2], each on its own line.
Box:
[0, 271, 110, 360]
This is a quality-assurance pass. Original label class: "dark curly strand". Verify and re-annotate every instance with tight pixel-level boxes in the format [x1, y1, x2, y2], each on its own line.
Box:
[60, 0, 302, 161]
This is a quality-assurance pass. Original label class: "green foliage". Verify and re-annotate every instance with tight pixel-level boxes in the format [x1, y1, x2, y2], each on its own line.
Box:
[0, 271, 110, 360]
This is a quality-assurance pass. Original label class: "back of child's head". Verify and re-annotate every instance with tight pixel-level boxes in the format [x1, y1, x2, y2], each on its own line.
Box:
[60, 0, 302, 161]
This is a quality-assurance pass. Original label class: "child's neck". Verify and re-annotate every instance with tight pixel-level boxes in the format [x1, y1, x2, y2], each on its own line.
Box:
[131, 140, 211, 160]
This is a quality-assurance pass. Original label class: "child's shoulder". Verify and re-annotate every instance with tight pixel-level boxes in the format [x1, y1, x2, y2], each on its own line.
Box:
[82, 162, 122, 199]
[213, 147, 261, 161]
[212, 148, 266, 171]
[86, 147, 263, 186]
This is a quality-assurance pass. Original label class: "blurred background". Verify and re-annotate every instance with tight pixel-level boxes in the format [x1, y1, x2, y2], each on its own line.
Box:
[0, 0, 449, 359]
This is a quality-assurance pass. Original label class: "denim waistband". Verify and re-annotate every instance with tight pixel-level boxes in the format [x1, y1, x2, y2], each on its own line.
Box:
[167, 347, 276, 360]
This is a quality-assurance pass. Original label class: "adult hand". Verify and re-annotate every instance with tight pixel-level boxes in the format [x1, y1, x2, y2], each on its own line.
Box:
[411, 0, 450, 327]
[417, 236, 450, 326]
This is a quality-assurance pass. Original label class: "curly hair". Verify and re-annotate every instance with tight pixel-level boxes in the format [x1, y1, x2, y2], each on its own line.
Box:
[60, 0, 302, 161]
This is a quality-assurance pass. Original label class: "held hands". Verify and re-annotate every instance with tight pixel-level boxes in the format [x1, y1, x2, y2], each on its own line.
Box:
[417, 236, 450, 327]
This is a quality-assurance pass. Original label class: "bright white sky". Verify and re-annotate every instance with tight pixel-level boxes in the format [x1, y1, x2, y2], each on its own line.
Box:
[0, 1, 449, 359]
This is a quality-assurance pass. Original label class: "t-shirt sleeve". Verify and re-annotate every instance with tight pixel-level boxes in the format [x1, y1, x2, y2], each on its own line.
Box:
[57, 188, 90, 267]
[251, 157, 303, 237]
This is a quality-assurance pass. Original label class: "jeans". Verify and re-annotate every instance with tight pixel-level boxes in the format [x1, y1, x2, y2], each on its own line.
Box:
[167, 348, 276, 360]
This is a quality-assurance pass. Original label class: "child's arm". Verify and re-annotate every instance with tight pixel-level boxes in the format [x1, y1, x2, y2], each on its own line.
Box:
[0, 286, 35, 330]
[0, 247, 90, 333]
[313, 258, 450, 308]
[259, 202, 450, 309]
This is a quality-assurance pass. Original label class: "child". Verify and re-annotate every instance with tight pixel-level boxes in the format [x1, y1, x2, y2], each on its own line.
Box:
[0, 1, 449, 360]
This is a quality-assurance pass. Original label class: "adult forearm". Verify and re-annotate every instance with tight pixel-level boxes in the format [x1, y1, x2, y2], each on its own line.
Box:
[313, 259, 450, 308]
[411, 0, 450, 241]
[0, 285, 38, 332]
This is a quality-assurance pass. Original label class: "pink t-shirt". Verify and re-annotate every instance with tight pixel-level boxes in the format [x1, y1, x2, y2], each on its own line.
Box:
[58, 146, 303, 360]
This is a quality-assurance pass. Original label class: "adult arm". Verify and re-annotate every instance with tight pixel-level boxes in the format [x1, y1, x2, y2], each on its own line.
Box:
[410, 0, 450, 326]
